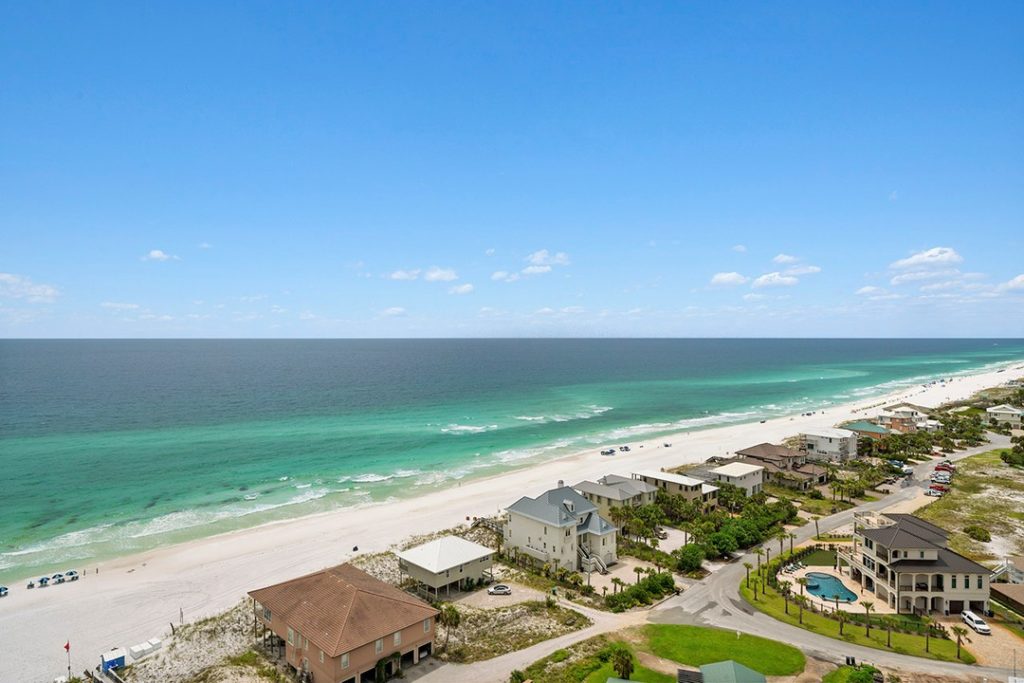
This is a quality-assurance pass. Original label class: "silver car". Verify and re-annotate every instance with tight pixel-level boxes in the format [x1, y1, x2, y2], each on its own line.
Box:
[487, 584, 512, 595]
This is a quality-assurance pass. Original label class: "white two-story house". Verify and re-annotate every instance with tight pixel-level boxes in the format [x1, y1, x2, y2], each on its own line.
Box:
[987, 404, 1023, 429]
[839, 512, 990, 616]
[503, 484, 617, 574]
[708, 462, 764, 497]
[800, 427, 858, 462]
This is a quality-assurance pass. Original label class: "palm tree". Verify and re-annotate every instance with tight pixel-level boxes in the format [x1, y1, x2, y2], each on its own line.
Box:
[862, 601, 874, 637]
[950, 625, 969, 660]
[611, 646, 634, 680]
[602, 586, 608, 597]
[811, 515, 821, 540]
[832, 593, 841, 612]
[796, 595, 806, 624]
[611, 577, 624, 594]
[755, 548, 764, 573]
[775, 528, 786, 556]
[837, 609, 848, 636]
[796, 577, 808, 597]
[920, 615, 932, 653]
[438, 603, 461, 650]
[884, 617, 894, 648]
[634, 566, 643, 585]
[779, 580, 792, 614]
[743, 562, 753, 588]
[788, 532, 797, 555]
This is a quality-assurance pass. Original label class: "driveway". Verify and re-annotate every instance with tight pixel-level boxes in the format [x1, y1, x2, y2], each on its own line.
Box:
[454, 581, 547, 609]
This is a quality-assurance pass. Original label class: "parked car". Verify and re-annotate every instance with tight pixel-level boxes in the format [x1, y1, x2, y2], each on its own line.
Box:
[51, 573, 65, 584]
[619, 446, 631, 452]
[0, 586, 8, 597]
[929, 483, 949, 492]
[600, 449, 616, 456]
[925, 489, 944, 497]
[962, 610, 991, 635]
[487, 584, 512, 596]
[64, 570, 79, 581]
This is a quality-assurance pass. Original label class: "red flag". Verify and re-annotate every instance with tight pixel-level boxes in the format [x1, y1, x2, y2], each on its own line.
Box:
[64, 641, 70, 652]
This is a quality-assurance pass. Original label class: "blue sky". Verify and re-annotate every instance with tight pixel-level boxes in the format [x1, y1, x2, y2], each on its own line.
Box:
[2, 2, 1022, 337]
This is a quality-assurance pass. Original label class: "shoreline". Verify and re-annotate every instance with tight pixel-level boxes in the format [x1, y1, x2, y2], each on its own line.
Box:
[2, 361, 1023, 681]
[2, 356, 1024, 585]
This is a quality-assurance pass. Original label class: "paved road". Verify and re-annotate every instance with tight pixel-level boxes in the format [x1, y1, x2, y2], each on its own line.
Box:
[422, 434, 1014, 682]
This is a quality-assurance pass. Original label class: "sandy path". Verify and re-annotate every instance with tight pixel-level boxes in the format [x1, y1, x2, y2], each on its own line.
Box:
[2, 362, 1022, 683]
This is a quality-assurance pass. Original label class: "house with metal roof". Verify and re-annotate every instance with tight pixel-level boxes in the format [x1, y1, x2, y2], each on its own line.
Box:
[574, 474, 658, 520]
[503, 484, 617, 573]
[249, 563, 439, 683]
[396, 535, 494, 598]
[842, 420, 891, 439]
[838, 512, 991, 615]
[676, 660, 766, 683]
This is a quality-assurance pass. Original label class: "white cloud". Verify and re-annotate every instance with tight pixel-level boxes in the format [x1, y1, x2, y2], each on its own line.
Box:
[388, 269, 420, 281]
[772, 253, 799, 264]
[743, 293, 766, 301]
[996, 274, 1024, 292]
[783, 265, 821, 276]
[752, 272, 798, 288]
[298, 311, 317, 320]
[561, 306, 585, 314]
[919, 280, 961, 292]
[448, 283, 474, 295]
[889, 190, 899, 201]
[889, 269, 959, 286]
[0, 273, 60, 303]
[142, 249, 177, 261]
[139, 313, 174, 321]
[535, 307, 556, 315]
[424, 266, 458, 282]
[732, 244, 747, 253]
[526, 249, 570, 266]
[270, 305, 288, 314]
[198, 242, 212, 249]
[522, 265, 552, 275]
[101, 301, 140, 310]
[710, 272, 749, 286]
[491, 270, 520, 283]
[890, 247, 963, 270]
[856, 286, 885, 296]
[380, 306, 407, 317]
[485, 248, 496, 256]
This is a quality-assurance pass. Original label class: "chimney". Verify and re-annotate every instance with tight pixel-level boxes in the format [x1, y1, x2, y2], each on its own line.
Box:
[557, 479, 564, 488]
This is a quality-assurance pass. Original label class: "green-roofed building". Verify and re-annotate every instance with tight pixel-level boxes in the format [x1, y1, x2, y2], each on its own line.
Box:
[843, 420, 890, 439]
[698, 659, 766, 683]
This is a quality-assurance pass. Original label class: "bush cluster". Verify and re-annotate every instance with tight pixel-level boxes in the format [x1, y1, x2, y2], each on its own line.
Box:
[603, 572, 675, 612]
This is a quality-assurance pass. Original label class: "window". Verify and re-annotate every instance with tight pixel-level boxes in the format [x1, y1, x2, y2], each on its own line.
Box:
[964, 575, 969, 588]
[375, 638, 383, 654]
[394, 631, 402, 646]
[287, 627, 294, 646]
[424, 618, 431, 633]
[919, 551, 924, 559]
[977, 575, 983, 589]
[320, 650, 325, 664]
[342, 653, 350, 669]
[952, 576, 957, 589]
[263, 606, 272, 621]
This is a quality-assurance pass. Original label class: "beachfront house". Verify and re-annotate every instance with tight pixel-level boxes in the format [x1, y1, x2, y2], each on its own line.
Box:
[838, 513, 990, 616]
[876, 402, 935, 433]
[842, 420, 891, 440]
[631, 469, 719, 511]
[707, 462, 764, 497]
[799, 427, 858, 462]
[733, 443, 827, 491]
[249, 563, 439, 683]
[573, 474, 658, 520]
[503, 484, 617, 574]
[396, 535, 494, 598]
[986, 403, 1023, 428]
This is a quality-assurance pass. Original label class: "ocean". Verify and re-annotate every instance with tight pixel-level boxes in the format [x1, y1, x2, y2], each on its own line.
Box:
[2, 338, 1022, 582]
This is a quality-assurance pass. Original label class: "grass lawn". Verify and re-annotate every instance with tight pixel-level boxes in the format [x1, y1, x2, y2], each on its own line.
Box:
[739, 579, 976, 664]
[914, 449, 1024, 562]
[821, 665, 880, 682]
[801, 549, 837, 566]
[644, 624, 805, 676]
[584, 662, 675, 683]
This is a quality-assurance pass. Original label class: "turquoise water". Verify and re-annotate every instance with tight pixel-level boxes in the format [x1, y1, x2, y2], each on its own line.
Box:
[1, 339, 1023, 582]
[806, 572, 858, 603]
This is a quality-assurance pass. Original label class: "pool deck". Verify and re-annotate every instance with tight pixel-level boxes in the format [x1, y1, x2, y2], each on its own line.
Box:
[778, 564, 899, 615]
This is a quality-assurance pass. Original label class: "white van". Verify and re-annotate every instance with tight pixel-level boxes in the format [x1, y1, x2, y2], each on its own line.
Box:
[961, 610, 991, 635]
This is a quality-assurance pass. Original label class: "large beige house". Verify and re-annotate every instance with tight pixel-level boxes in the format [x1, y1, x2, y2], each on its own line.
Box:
[503, 484, 617, 573]
[734, 443, 827, 491]
[396, 535, 494, 598]
[708, 462, 764, 497]
[800, 427, 858, 462]
[987, 403, 1023, 428]
[839, 513, 990, 615]
[631, 469, 718, 511]
[573, 474, 657, 519]
[249, 563, 438, 683]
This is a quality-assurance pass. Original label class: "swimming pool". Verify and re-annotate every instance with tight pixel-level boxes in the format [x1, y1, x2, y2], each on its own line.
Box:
[804, 572, 858, 603]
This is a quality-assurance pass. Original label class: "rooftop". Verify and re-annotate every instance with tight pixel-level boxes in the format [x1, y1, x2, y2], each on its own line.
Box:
[801, 427, 855, 439]
[507, 486, 598, 527]
[843, 420, 890, 435]
[574, 475, 656, 501]
[735, 442, 803, 462]
[396, 535, 493, 574]
[248, 563, 438, 658]
[710, 462, 763, 478]
[988, 403, 1023, 415]
[633, 469, 705, 487]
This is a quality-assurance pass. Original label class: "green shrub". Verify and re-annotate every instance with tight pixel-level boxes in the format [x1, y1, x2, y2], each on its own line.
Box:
[675, 543, 704, 573]
[963, 525, 991, 542]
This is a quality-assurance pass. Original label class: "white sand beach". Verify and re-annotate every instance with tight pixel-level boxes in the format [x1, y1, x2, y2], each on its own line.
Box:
[3, 363, 1023, 682]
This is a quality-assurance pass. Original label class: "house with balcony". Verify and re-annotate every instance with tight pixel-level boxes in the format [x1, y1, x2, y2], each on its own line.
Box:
[986, 403, 1023, 428]
[249, 563, 438, 683]
[876, 402, 938, 433]
[396, 535, 494, 599]
[631, 469, 718, 511]
[503, 483, 617, 574]
[707, 462, 764, 497]
[573, 474, 657, 520]
[800, 427, 858, 462]
[838, 512, 990, 616]
[733, 443, 826, 491]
